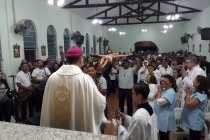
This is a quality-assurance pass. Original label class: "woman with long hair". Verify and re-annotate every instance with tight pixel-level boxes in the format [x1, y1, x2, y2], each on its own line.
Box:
[154, 74, 177, 140]
[181, 75, 208, 140]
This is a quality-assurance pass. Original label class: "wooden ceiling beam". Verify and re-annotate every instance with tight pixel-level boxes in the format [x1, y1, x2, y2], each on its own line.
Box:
[103, 19, 189, 26]
[63, 0, 174, 8]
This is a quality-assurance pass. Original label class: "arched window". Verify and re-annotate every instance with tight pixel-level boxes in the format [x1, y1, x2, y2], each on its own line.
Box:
[64, 28, 70, 54]
[23, 20, 37, 61]
[85, 33, 90, 57]
[93, 35, 97, 54]
[99, 37, 103, 54]
[47, 25, 57, 60]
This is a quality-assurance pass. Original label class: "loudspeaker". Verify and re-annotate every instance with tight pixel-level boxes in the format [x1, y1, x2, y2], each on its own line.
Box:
[76, 35, 84, 44]
[201, 28, 210, 40]
[103, 39, 109, 46]
[180, 37, 187, 44]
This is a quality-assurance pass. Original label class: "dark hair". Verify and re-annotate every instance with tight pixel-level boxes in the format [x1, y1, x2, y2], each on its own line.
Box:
[36, 59, 43, 63]
[21, 62, 28, 67]
[162, 74, 177, 92]
[147, 64, 154, 68]
[148, 74, 157, 84]
[87, 64, 95, 69]
[66, 56, 81, 64]
[133, 82, 150, 99]
[59, 60, 66, 67]
[195, 75, 209, 94]
[123, 59, 130, 64]
[173, 68, 181, 77]
[81, 65, 88, 71]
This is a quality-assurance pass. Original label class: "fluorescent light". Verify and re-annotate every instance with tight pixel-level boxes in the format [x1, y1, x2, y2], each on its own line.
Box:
[169, 24, 173, 28]
[142, 28, 147, 32]
[92, 19, 98, 24]
[48, 0, 54, 5]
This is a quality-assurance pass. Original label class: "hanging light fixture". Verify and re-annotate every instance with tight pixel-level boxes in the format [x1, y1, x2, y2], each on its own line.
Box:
[91, 4, 102, 25]
[47, 0, 65, 7]
[166, 1, 180, 21]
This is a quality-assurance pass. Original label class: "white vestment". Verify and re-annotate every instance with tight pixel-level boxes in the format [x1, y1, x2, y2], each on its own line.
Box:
[40, 65, 106, 133]
[118, 108, 152, 140]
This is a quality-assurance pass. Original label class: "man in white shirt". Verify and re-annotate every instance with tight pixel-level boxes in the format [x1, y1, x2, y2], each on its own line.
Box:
[113, 58, 141, 116]
[16, 62, 34, 119]
[182, 56, 206, 89]
[32, 59, 51, 112]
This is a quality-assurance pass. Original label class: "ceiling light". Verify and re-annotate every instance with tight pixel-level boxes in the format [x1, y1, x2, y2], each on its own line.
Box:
[119, 31, 126, 35]
[108, 27, 117, 32]
[169, 24, 173, 28]
[98, 20, 102, 24]
[142, 29, 147, 32]
[48, 0, 54, 5]
[161, 30, 167, 34]
[91, 19, 102, 25]
[166, 14, 180, 20]
[57, 0, 64, 6]
[163, 25, 168, 29]
[175, 14, 180, 19]
[166, 15, 171, 20]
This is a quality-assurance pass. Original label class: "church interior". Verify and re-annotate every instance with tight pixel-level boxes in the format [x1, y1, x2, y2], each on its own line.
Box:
[1, 0, 210, 139]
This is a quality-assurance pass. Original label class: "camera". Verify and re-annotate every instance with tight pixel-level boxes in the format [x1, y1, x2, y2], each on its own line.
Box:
[115, 108, 120, 119]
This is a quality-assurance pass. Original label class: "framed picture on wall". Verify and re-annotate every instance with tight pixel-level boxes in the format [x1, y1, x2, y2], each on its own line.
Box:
[13, 44, 20, 58]
[41, 44, 46, 56]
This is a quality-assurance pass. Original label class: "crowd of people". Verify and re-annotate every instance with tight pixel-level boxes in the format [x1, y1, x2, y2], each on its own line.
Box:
[0, 47, 210, 140]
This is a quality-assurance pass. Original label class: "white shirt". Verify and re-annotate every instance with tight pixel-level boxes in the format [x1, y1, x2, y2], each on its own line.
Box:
[183, 65, 206, 89]
[159, 66, 173, 76]
[109, 68, 117, 80]
[16, 71, 32, 87]
[137, 66, 148, 83]
[148, 84, 158, 108]
[32, 67, 51, 80]
[117, 66, 136, 89]
[98, 76, 107, 90]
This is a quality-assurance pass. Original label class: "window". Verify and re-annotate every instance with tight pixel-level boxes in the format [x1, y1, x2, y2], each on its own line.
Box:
[93, 35, 97, 54]
[23, 20, 36, 61]
[64, 29, 70, 54]
[47, 25, 57, 60]
[85, 33, 90, 57]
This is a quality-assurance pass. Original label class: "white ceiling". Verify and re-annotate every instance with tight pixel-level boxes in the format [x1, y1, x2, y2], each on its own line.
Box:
[62, 0, 210, 25]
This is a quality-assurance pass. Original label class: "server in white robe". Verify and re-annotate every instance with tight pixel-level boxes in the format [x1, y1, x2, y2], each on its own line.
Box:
[40, 46, 106, 134]
[117, 83, 153, 140]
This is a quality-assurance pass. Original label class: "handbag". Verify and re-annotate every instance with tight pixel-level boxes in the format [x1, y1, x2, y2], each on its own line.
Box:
[17, 88, 31, 101]
[17, 85, 35, 101]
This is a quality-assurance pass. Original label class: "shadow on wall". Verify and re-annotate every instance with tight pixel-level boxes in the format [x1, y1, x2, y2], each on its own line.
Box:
[135, 41, 159, 53]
